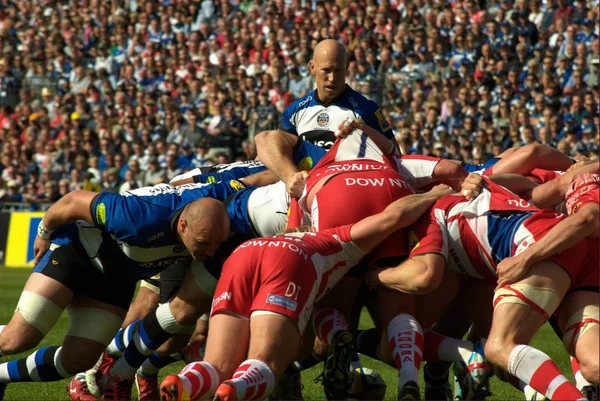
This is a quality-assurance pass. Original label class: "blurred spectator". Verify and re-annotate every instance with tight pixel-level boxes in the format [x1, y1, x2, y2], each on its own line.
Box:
[0, 0, 595, 209]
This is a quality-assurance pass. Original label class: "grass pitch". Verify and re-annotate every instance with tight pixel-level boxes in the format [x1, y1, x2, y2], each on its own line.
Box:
[0, 267, 573, 400]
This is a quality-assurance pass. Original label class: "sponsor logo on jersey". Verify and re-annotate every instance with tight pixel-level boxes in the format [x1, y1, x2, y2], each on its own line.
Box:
[344, 177, 411, 189]
[348, 96, 358, 108]
[297, 157, 313, 171]
[96, 203, 106, 225]
[316, 112, 330, 127]
[408, 230, 420, 252]
[298, 95, 313, 107]
[229, 179, 246, 191]
[266, 293, 297, 311]
[374, 108, 391, 132]
[236, 239, 309, 260]
[213, 291, 232, 307]
[148, 231, 165, 242]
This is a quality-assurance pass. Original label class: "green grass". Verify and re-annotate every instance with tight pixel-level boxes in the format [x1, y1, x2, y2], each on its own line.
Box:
[0, 267, 573, 400]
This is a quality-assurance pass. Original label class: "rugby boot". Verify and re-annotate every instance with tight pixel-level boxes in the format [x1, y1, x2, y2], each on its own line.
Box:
[398, 380, 421, 400]
[68, 373, 98, 401]
[213, 381, 237, 401]
[101, 375, 133, 401]
[582, 385, 599, 401]
[159, 375, 189, 401]
[321, 330, 355, 400]
[424, 368, 453, 401]
[269, 371, 304, 400]
[96, 352, 118, 392]
[452, 339, 492, 400]
[136, 374, 159, 401]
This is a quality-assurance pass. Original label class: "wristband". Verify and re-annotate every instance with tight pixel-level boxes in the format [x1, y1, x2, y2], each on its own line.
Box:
[37, 221, 54, 240]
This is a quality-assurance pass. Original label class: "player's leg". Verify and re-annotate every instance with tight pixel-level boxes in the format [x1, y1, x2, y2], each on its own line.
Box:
[215, 313, 302, 401]
[557, 290, 599, 385]
[0, 263, 131, 388]
[105, 261, 215, 392]
[0, 272, 72, 356]
[160, 312, 248, 401]
[484, 260, 586, 400]
[69, 280, 160, 401]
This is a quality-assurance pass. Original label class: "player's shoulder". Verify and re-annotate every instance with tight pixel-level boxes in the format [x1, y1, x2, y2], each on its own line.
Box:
[337, 85, 378, 111]
[284, 89, 318, 116]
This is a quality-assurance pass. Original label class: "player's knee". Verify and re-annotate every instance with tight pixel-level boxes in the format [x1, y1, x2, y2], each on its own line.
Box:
[579, 357, 599, 385]
[170, 298, 204, 326]
[59, 351, 102, 375]
[484, 335, 510, 365]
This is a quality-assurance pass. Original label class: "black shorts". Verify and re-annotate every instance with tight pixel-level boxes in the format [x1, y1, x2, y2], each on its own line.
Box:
[159, 260, 190, 303]
[33, 242, 136, 310]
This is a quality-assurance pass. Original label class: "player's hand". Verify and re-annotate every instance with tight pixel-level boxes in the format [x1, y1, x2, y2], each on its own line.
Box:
[286, 171, 309, 199]
[33, 236, 51, 266]
[335, 118, 363, 138]
[429, 184, 455, 197]
[496, 254, 531, 290]
[460, 173, 483, 200]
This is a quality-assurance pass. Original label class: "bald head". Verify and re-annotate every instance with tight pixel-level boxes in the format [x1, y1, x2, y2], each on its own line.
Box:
[312, 39, 347, 67]
[179, 197, 230, 260]
[310, 39, 348, 103]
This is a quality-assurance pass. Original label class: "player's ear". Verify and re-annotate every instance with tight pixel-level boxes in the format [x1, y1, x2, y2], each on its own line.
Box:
[309, 59, 316, 75]
[179, 217, 188, 235]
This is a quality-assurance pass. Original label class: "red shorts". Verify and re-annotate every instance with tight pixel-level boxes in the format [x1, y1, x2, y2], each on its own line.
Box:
[311, 169, 414, 265]
[211, 241, 318, 333]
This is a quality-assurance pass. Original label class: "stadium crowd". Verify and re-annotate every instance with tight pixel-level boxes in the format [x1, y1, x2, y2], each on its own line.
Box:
[0, 0, 598, 207]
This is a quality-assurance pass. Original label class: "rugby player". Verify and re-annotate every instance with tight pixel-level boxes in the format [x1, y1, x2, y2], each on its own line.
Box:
[368, 177, 598, 400]
[0, 182, 234, 399]
[158, 184, 454, 401]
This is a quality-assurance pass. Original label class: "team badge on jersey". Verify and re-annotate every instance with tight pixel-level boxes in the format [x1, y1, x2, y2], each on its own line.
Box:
[316, 112, 330, 127]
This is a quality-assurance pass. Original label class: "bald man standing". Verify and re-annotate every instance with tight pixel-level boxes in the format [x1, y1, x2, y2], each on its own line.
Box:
[280, 39, 394, 151]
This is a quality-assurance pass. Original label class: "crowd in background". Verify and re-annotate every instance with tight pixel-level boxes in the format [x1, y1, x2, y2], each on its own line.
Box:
[0, 0, 598, 209]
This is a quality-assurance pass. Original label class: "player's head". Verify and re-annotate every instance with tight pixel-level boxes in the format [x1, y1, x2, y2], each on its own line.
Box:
[178, 198, 230, 260]
[310, 39, 348, 104]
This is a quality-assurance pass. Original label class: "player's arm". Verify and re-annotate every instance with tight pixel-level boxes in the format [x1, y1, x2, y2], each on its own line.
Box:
[33, 190, 97, 264]
[530, 161, 599, 209]
[350, 184, 454, 252]
[487, 143, 575, 176]
[496, 202, 600, 288]
[255, 129, 307, 198]
[432, 159, 468, 192]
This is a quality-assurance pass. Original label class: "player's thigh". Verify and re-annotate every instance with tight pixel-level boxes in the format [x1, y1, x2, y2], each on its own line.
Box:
[0, 269, 75, 352]
[487, 260, 571, 365]
[170, 262, 215, 325]
[248, 313, 301, 380]
[315, 275, 363, 318]
[556, 290, 599, 383]
[61, 296, 127, 373]
[204, 313, 250, 381]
